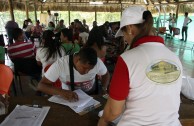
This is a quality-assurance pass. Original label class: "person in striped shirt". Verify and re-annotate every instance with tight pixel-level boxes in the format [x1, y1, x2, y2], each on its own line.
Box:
[7, 28, 36, 59]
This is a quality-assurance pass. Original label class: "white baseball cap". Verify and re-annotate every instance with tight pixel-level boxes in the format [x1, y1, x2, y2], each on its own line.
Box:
[115, 6, 146, 38]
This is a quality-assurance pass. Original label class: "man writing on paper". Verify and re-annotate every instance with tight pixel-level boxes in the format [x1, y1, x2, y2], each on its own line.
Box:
[38, 47, 110, 102]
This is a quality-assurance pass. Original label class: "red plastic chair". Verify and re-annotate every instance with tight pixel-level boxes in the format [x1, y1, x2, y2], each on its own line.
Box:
[44, 64, 62, 88]
[0, 64, 13, 94]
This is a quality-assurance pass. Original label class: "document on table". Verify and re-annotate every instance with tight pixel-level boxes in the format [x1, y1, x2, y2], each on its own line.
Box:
[69, 98, 100, 113]
[48, 89, 93, 107]
[48, 89, 101, 115]
[0, 105, 50, 126]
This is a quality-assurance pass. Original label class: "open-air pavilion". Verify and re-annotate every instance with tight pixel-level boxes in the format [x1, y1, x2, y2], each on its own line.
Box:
[0, 1, 194, 126]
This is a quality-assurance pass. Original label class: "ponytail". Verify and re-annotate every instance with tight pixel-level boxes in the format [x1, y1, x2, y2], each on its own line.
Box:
[41, 30, 63, 61]
[130, 10, 153, 49]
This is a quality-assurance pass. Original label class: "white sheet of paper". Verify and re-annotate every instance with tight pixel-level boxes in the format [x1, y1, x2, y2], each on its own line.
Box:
[48, 89, 93, 107]
[69, 98, 100, 113]
[0, 105, 50, 126]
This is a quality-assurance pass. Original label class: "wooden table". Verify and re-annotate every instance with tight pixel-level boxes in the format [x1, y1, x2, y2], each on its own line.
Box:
[0, 96, 194, 126]
[0, 96, 106, 126]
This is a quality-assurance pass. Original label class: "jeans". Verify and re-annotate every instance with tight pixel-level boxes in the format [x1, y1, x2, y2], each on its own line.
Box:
[182, 26, 188, 41]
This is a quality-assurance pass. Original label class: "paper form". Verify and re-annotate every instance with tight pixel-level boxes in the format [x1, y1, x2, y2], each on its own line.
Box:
[0, 105, 50, 126]
[48, 89, 93, 107]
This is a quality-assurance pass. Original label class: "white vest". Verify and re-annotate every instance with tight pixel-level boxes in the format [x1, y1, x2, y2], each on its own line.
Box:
[118, 42, 182, 126]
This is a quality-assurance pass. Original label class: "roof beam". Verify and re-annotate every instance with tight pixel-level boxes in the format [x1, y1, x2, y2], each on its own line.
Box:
[3, 0, 194, 6]
[166, 0, 170, 3]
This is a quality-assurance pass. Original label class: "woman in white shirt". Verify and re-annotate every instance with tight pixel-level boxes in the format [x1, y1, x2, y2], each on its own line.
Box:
[36, 30, 65, 76]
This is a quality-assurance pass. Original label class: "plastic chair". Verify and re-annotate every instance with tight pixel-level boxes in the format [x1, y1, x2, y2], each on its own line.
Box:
[0, 64, 14, 94]
[12, 58, 42, 94]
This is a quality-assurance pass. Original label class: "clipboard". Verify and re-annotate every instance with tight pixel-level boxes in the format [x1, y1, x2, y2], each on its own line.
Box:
[77, 99, 101, 115]
[0, 104, 50, 126]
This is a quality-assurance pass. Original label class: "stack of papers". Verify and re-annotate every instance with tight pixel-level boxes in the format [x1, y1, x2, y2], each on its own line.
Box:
[48, 89, 100, 114]
[0, 105, 50, 126]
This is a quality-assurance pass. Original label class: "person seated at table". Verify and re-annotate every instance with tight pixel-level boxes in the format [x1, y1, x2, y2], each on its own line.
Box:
[85, 27, 107, 60]
[38, 47, 110, 101]
[46, 21, 55, 31]
[7, 28, 36, 59]
[0, 46, 5, 64]
[25, 18, 34, 39]
[55, 19, 66, 34]
[78, 27, 89, 47]
[82, 19, 89, 33]
[60, 28, 80, 55]
[5, 20, 19, 45]
[22, 20, 28, 31]
[36, 30, 65, 76]
[31, 20, 43, 43]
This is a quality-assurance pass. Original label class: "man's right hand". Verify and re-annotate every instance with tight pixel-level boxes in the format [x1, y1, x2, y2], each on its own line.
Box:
[60, 90, 79, 102]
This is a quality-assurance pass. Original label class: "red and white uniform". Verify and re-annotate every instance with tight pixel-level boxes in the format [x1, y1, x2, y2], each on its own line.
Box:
[110, 36, 182, 126]
[8, 42, 36, 59]
[45, 55, 107, 92]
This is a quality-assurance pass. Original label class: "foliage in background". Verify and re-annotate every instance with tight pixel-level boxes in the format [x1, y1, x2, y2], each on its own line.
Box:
[0, 10, 120, 32]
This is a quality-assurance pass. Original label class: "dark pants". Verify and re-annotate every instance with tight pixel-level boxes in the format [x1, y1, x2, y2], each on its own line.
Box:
[182, 26, 188, 41]
[169, 25, 172, 34]
[6, 29, 14, 45]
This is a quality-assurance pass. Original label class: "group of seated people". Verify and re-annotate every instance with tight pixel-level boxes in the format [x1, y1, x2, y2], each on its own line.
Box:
[0, 19, 112, 116]
[4, 17, 113, 95]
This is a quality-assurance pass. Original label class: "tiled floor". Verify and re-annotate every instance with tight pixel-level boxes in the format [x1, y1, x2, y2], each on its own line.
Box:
[165, 37, 194, 78]
[5, 36, 194, 96]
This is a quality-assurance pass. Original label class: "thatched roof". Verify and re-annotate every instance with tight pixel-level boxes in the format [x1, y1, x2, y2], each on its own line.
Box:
[0, 0, 194, 12]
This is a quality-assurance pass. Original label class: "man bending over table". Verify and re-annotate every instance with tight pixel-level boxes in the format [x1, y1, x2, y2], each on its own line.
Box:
[38, 47, 110, 102]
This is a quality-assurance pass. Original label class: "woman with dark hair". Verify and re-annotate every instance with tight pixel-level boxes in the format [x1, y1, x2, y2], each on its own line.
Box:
[85, 27, 107, 59]
[47, 21, 55, 31]
[36, 30, 65, 76]
[22, 20, 28, 30]
[98, 6, 182, 126]
[60, 28, 80, 55]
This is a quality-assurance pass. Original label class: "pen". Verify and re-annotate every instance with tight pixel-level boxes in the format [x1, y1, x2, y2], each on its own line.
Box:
[15, 116, 36, 119]
[29, 104, 42, 108]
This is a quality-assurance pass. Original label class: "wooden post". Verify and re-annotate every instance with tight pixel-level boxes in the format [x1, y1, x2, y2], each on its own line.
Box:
[95, 6, 97, 21]
[176, 3, 180, 21]
[41, 4, 43, 13]
[68, 1, 70, 26]
[120, 3, 122, 16]
[8, 0, 15, 21]
[25, 1, 29, 19]
[34, 0, 37, 21]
